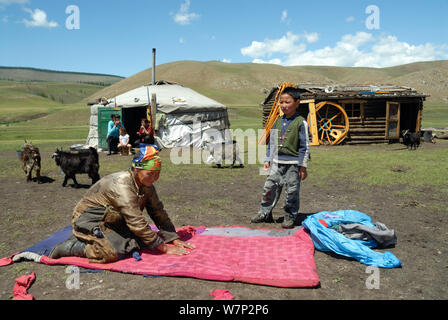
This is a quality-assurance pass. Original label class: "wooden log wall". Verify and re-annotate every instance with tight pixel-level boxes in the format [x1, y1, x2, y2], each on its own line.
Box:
[345, 100, 388, 145]
[261, 92, 277, 128]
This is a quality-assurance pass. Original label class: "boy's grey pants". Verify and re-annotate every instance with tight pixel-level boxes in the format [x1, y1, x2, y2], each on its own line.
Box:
[258, 163, 302, 218]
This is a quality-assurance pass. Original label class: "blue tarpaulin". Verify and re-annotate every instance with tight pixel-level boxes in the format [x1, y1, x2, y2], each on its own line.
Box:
[302, 210, 402, 268]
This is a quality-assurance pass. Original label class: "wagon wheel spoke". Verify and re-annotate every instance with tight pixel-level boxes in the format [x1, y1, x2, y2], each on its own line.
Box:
[329, 112, 342, 122]
[325, 131, 331, 144]
[316, 110, 324, 119]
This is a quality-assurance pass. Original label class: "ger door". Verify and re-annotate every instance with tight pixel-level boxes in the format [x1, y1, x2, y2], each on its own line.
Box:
[98, 107, 122, 150]
[385, 102, 400, 140]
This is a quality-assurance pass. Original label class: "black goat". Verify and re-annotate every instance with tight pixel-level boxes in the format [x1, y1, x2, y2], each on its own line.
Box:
[52, 147, 100, 187]
[402, 130, 421, 150]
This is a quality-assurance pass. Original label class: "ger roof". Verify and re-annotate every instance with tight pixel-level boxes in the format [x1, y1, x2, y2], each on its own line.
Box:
[106, 80, 227, 114]
[262, 84, 429, 104]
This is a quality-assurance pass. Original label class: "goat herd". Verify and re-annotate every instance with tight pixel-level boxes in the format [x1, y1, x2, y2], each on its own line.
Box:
[20, 142, 100, 186]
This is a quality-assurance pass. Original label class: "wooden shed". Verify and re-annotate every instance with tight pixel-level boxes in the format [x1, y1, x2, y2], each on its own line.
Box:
[261, 84, 429, 145]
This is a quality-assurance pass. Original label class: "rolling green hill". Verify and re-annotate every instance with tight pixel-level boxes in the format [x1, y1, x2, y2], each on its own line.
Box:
[0, 66, 124, 85]
[0, 80, 111, 123]
[0, 67, 124, 123]
[88, 60, 448, 106]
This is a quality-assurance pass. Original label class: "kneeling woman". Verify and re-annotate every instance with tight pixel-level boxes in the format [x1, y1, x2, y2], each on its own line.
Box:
[49, 144, 195, 263]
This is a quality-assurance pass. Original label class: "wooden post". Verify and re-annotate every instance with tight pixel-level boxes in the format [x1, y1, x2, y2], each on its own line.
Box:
[151, 93, 157, 135]
[415, 100, 422, 132]
[306, 100, 319, 146]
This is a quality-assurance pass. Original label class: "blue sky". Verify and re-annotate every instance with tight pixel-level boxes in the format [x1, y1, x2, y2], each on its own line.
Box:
[1, 0, 447, 77]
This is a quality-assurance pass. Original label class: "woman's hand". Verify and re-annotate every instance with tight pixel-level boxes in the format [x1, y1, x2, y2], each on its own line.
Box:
[172, 239, 196, 250]
[157, 240, 195, 255]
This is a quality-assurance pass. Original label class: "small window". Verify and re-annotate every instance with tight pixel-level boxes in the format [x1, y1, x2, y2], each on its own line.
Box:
[344, 103, 361, 117]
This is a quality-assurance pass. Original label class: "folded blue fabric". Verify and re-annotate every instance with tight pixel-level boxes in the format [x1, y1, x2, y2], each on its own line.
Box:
[23, 225, 72, 256]
[302, 210, 402, 268]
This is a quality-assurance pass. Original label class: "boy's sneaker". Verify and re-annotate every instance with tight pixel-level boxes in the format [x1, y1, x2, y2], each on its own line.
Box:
[281, 214, 296, 229]
[250, 212, 274, 223]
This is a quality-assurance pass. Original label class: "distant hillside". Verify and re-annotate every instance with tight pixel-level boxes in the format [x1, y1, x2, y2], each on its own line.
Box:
[88, 60, 448, 105]
[0, 66, 124, 85]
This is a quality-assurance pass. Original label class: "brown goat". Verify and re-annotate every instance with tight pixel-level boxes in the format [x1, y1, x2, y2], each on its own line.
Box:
[20, 142, 41, 183]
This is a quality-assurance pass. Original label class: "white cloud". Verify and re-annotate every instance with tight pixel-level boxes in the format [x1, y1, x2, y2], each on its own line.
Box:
[345, 16, 355, 22]
[1, 15, 7, 23]
[304, 32, 319, 43]
[280, 9, 291, 25]
[241, 31, 448, 68]
[172, 0, 199, 25]
[241, 31, 307, 58]
[221, 58, 232, 63]
[281, 10, 287, 22]
[22, 8, 58, 28]
[253, 58, 283, 65]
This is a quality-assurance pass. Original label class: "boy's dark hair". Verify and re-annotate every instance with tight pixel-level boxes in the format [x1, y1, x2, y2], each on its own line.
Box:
[281, 87, 301, 101]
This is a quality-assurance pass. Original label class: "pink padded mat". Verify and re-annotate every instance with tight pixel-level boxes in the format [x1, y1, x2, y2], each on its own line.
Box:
[40, 226, 320, 288]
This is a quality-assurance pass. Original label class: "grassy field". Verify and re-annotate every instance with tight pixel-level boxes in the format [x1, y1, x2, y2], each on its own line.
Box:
[421, 100, 448, 128]
[1, 97, 447, 211]
[0, 76, 447, 200]
[0, 80, 104, 124]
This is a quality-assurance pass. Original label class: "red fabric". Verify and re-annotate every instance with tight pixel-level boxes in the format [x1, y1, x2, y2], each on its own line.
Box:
[210, 289, 234, 300]
[318, 219, 329, 227]
[0, 252, 18, 267]
[40, 226, 320, 288]
[12, 272, 36, 300]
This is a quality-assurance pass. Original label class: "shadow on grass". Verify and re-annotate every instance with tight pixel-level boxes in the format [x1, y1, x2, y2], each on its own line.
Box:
[32, 176, 55, 184]
[67, 183, 92, 189]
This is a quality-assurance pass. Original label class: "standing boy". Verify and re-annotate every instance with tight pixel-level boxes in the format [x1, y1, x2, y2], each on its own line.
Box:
[251, 87, 310, 228]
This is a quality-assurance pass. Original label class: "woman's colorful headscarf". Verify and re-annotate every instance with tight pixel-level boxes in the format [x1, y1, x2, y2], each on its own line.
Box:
[132, 144, 161, 171]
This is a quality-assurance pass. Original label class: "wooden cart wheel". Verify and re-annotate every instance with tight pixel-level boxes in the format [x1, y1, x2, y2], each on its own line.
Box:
[308, 101, 349, 145]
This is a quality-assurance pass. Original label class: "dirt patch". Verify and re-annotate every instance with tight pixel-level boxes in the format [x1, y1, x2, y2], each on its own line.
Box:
[0, 150, 447, 301]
